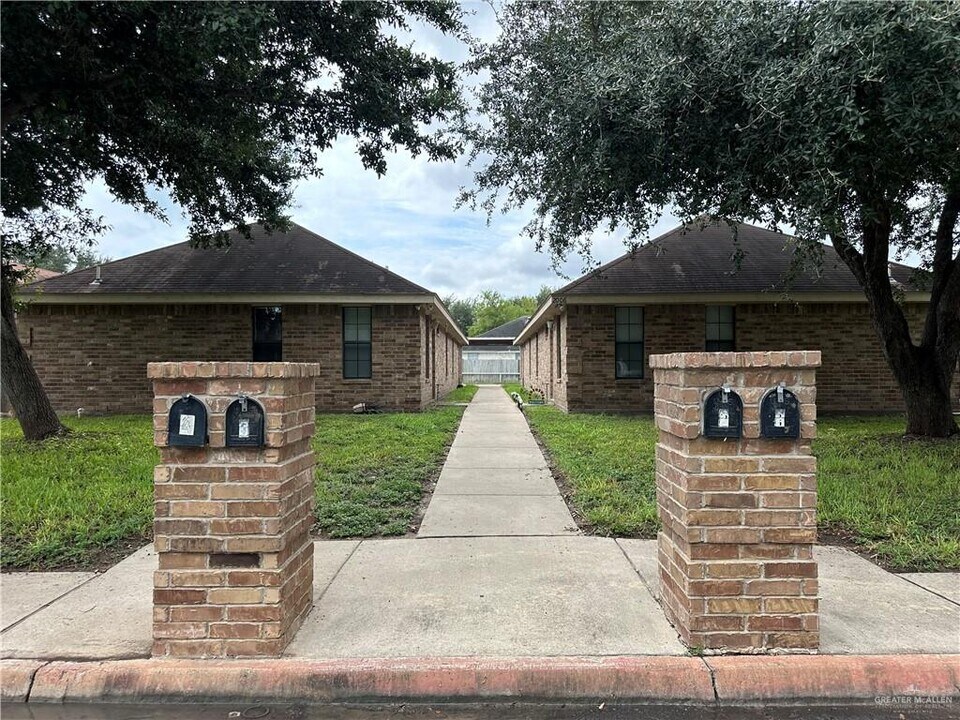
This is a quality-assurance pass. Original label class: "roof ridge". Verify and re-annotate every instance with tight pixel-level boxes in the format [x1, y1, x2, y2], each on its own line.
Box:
[288, 222, 430, 295]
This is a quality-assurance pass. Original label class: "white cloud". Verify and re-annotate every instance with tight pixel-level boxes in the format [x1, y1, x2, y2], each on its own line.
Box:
[79, 1, 680, 298]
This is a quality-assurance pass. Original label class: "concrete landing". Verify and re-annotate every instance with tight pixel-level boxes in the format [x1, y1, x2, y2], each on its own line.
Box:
[1, 546, 156, 660]
[287, 535, 682, 658]
[2, 540, 958, 661]
[418, 385, 578, 538]
[901, 572, 960, 604]
[0, 541, 359, 661]
[620, 539, 960, 655]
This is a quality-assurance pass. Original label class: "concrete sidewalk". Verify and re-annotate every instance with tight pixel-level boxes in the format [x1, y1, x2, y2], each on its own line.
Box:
[418, 385, 578, 538]
[3, 539, 958, 661]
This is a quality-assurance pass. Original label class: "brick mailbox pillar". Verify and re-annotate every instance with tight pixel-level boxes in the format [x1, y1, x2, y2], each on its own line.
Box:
[651, 351, 820, 654]
[148, 361, 319, 658]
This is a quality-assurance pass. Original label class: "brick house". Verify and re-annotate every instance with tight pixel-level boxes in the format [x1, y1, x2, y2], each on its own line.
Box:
[516, 220, 959, 415]
[17, 223, 466, 414]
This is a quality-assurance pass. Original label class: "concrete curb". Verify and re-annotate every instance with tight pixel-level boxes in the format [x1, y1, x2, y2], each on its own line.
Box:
[2, 655, 958, 706]
[0, 660, 47, 702]
[704, 654, 960, 703]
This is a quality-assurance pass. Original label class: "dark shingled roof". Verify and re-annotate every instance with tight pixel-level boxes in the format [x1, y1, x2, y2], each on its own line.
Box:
[474, 316, 531, 339]
[22, 223, 430, 296]
[557, 221, 924, 296]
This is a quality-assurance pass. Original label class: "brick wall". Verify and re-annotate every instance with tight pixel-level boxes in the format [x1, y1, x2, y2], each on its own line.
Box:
[520, 301, 958, 415]
[421, 313, 461, 405]
[150, 362, 318, 658]
[519, 315, 567, 409]
[18, 302, 464, 415]
[653, 351, 820, 653]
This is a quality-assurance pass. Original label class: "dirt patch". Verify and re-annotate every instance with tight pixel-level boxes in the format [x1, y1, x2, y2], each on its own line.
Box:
[2, 535, 150, 574]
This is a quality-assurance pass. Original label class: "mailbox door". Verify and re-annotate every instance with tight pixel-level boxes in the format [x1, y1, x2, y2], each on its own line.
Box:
[703, 388, 743, 439]
[225, 397, 265, 448]
[167, 396, 208, 447]
[760, 387, 801, 439]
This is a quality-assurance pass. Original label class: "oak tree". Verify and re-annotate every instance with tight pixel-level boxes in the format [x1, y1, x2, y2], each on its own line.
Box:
[465, 0, 960, 436]
[1, 1, 464, 439]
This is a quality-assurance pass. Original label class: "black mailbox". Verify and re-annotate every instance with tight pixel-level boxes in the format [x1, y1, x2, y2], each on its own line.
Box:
[703, 386, 743, 439]
[760, 384, 801, 439]
[225, 395, 265, 448]
[167, 395, 208, 447]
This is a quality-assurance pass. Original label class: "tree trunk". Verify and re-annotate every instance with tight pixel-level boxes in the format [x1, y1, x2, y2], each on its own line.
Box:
[896, 346, 958, 438]
[0, 278, 69, 441]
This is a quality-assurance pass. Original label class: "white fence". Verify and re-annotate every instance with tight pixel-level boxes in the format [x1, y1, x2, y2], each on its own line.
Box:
[462, 348, 520, 384]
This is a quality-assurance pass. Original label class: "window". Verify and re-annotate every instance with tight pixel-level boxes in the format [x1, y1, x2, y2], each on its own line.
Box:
[706, 305, 735, 351]
[556, 319, 562, 377]
[425, 320, 431, 378]
[615, 307, 644, 379]
[343, 307, 372, 379]
[252, 307, 282, 361]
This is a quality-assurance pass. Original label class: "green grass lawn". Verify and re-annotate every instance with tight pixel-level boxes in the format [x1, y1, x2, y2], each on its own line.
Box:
[1, 405, 464, 570]
[522, 401, 960, 571]
[441, 385, 479, 403]
[0, 416, 158, 570]
[312, 406, 464, 538]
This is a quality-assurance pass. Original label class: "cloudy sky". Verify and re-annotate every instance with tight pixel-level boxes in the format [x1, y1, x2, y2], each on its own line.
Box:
[81, 2, 681, 300]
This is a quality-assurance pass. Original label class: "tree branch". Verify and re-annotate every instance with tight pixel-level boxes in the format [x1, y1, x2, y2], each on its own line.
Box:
[824, 217, 867, 286]
[922, 183, 960, 349]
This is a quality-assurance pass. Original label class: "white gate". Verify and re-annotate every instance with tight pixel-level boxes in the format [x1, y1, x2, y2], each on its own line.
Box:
[462, 348, 520, 384]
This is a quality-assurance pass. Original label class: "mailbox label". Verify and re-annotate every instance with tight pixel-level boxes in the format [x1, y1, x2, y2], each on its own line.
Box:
[238, 418, 250, 439]
[179, 414, 196, 436]
[718, 408, 730, 428]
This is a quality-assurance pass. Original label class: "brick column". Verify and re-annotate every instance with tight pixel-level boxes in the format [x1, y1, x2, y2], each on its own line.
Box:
[149, 362, 319, 658]
[651, 351, 820, 654]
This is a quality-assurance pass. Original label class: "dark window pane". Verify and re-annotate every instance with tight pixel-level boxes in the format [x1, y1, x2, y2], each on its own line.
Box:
[706, 339, 735, 352]
[615, 306, 644, 378]
[615, 306, 644, 342]
[343, 306, 372, 379]
[705, 306, 735, 351]
[253, 307, 282, 361]
[615, 341, 644, 378]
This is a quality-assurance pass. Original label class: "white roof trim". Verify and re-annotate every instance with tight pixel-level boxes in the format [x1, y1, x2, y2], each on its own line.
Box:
[18, 291, 468, 345]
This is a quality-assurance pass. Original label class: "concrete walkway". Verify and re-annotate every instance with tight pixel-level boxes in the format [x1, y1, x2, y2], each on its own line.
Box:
[418, 385, 578, 538]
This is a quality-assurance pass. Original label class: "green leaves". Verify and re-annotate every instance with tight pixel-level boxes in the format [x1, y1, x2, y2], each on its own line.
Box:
[465, 1, 960, 262]
[1, 1, 465, 263]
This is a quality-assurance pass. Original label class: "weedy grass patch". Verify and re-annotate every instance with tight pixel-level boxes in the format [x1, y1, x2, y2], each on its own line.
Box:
[2, 404, 465, 568]
[1, 416, 157, 570]
[312, 406, 465, 538]
[441, 385, 479, 403]
[523, 402, 959, 571]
